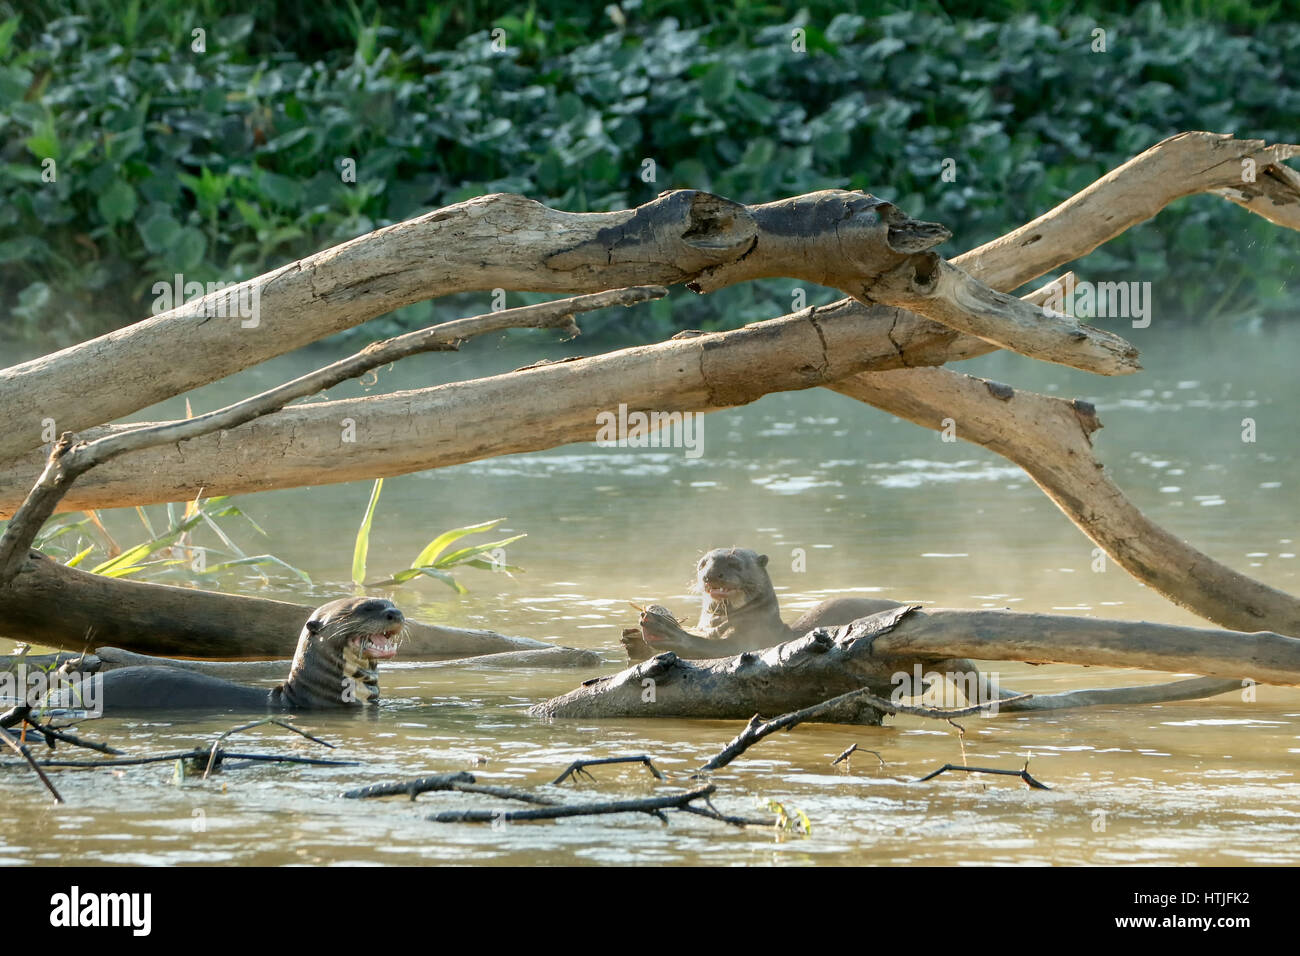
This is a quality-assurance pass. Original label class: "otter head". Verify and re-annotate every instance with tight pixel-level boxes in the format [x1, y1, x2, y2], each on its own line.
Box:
[279, 597, 406, 709]
[693, 548, 773, 611]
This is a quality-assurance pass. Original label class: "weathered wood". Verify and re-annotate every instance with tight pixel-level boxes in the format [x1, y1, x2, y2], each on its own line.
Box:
[0, 276, 1067, 517]
[830, 367, 1300, 637]
[0, 287, 665, 576]
[0, 190, 945, 465]
[866, 252, 1139, 374]
[426, 646, 605, 669]
[0, 551, 553, 660]
[11, 137, 1293, 516]
[531, 605, 961, 723]
[864, 609, 1300, 685]
[533, 606, 1300, 721]
[995, 676, 1241, 712]
[959, 130, 1299, 290]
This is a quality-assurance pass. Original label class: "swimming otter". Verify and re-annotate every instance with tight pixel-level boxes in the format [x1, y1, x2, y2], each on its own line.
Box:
[85, 597, 405, 712]
[622, 547, 905, 659]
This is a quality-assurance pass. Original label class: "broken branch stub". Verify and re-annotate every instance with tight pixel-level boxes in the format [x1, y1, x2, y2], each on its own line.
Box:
[868, 252, 1141, 375]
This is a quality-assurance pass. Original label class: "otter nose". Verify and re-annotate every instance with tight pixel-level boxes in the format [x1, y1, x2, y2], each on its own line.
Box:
[384, 608, 404, 623]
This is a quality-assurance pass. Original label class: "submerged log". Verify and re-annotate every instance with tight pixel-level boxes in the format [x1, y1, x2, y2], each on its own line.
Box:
[532, 606, 1299, 722]
[0, 551, 555, 660]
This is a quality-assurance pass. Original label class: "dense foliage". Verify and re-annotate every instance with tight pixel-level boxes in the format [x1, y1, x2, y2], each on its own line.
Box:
[2, 1, 1297, 346]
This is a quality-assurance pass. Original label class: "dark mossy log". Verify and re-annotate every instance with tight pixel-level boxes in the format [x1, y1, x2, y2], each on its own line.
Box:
[0, 551, 555, 660]
[532, 606, 1300, 722]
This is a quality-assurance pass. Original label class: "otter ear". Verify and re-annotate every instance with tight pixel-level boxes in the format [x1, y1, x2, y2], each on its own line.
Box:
[758, 553, 769, 567]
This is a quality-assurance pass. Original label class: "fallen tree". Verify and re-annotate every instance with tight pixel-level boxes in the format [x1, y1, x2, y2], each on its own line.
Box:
[531, 606, 1276, 722]
[0, 131, 1295, 675]
[0, 551, 549, 659]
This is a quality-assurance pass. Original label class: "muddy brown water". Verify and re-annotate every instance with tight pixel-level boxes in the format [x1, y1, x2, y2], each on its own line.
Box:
[1, 319, 1297, 865]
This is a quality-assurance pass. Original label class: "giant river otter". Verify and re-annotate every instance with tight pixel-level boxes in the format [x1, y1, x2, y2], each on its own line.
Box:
[622, 547, 907, 659]
[85, 597, 405, 712]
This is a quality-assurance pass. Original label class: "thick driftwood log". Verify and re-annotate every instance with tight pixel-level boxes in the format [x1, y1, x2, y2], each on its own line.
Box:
[0, 276, 1067, 516]
[0, 551, 553, 659]
[531, 605, 963, 723]
[830, 367, 1300, 638]
[532, 607, 1300, 721]
[0, 287, 665, 577]
[5, 132, 1292, 517]
[959, 131, 1299, 290]
[0, 189, 946, 465]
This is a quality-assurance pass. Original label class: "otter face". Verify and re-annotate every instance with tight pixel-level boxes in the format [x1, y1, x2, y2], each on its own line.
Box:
[695, 548, 770, 609]
[305, 597, 406, 662]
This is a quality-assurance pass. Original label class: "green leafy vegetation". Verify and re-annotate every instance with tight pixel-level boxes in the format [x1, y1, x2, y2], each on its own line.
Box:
[349, 479, 525, 592]
[23, 495, 312, 585]
[2, 2, 1296, 347]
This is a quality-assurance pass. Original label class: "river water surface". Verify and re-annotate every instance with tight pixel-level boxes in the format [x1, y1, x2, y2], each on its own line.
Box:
[2, 318, 1298, 865]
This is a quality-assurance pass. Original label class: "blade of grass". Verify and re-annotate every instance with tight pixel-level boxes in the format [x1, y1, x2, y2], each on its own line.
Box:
[436, 534, 526, 567]
[410, 518, 504, 568]
[352, 479, 383, 587]
[368, 566, 467, 593]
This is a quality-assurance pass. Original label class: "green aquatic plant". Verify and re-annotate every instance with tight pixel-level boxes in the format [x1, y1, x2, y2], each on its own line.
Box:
[765, 799, 813, 835]
[21, 495, 311, 586]
[351, 479, 525, 593]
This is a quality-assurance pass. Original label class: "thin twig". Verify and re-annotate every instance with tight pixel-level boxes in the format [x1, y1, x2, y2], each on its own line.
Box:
[428, 784, 716, 824]
[18, 715, 123, 756]
[550, 754, 666, 785]
[20, 749, 358, 769]
[203, 717, 336, 779]
[832, 743, 885, 768]
[914, 762, 1051, 790]
[0, 286, 667, 586]
[698, 686, 1031, 774]
[0, 724, 64, 803]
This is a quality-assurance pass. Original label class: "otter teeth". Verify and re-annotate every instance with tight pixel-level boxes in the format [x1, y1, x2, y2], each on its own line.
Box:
[353, 630, 399, 660]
